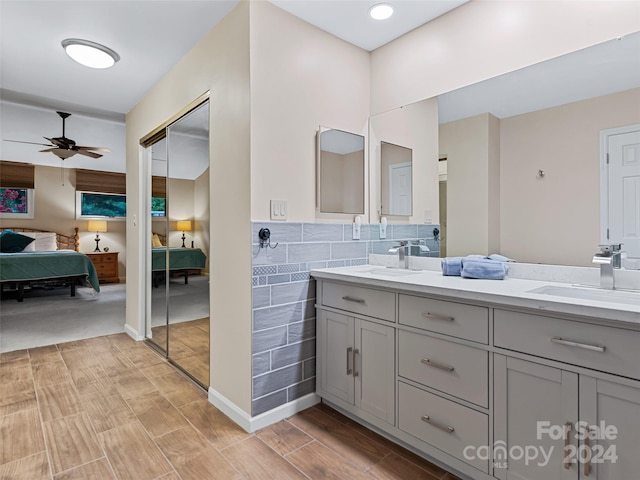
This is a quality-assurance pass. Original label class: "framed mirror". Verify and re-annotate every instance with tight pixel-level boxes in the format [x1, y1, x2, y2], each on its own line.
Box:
[380, 141, 412, 216]
[316, 127, 365, 214]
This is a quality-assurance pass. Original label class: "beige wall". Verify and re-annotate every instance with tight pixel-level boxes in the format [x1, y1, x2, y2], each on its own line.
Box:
[440, 113, 499, 256]
[371, 0, 640, 114]
[369, 98, 439, 224]
[1, 165, 126, 277]
[249, 0, 370, 222]
[500, 88, 640, 266]
[126, 2, 251, 413]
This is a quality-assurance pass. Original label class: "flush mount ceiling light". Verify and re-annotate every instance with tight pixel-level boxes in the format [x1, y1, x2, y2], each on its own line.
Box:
[62, 38, 120, 69]
[369, 3, 394, 20]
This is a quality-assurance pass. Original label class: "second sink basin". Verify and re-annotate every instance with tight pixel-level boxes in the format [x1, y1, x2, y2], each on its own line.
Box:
[528, 285, 640, 306]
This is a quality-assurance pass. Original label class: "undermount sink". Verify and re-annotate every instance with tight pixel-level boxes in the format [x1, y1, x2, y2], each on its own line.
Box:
[527, 285, 640, 306]
[363, 267, 424, 277]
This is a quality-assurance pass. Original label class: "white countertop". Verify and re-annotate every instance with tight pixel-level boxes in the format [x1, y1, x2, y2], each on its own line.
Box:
[311, 264, 640, 327]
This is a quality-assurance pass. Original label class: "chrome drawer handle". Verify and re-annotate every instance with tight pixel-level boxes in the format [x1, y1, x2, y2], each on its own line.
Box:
[346, 347, 353, 375]
[551, 337, 605, 353]
[421, 415, 455, 433]
[421, 312, 454, 322]
[342, 296, 365, 304]
[421, 358, 455, 372]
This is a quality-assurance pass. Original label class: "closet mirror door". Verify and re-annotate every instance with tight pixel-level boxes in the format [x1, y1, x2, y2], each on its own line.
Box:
[148, 137, 169, 354]
[166, 101, 210, 388]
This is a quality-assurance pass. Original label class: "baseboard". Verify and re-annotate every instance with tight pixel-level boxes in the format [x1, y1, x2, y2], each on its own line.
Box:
[124, 323, 143, 341]
[208, 387, 320, 433]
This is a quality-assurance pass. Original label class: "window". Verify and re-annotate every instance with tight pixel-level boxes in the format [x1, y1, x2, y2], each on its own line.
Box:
[0, 188, 34, 219]
[76, 192, 165, 219]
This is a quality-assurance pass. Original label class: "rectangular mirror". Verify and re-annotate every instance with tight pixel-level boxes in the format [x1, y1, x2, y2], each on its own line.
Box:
[317, 127, 365, 214]
[380, 141, 412, 216]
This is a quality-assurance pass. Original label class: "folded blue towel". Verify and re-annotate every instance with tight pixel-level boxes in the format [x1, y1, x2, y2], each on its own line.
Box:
[487, 253, 514, 262]
[441, 257, 463, 276]
[461, 258, 509, 280]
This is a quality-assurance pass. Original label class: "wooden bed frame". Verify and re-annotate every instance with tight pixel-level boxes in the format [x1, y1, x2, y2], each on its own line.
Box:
[1, 227, 83, 301]
[2, 226, 80, 251]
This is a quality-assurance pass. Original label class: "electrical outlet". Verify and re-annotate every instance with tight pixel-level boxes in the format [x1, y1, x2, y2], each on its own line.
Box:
[270, 200, 287, 220]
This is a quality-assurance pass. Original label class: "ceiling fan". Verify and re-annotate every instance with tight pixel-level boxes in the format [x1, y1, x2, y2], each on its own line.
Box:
[4, 111, 111, 160]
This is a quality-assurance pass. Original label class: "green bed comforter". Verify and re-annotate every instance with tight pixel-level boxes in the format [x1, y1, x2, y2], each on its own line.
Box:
[152, 247, 206, 271]
[0, 251, 100, 292]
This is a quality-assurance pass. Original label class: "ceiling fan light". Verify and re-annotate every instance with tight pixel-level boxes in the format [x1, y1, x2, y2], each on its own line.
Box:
[62, 39, 120, 69]
[369, 3, 394, 20]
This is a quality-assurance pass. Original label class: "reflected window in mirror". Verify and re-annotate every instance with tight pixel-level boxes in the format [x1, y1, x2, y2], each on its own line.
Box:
[380, 141, 412, 216]
[317, 127, 365, 214]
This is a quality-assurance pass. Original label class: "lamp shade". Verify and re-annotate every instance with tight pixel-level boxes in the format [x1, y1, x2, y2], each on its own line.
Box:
[177, 220, 192, 232]
[87, 220, 107, 232]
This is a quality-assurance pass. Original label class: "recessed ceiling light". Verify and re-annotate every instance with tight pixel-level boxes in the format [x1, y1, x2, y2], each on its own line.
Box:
[62, 38, 120, 69]
[369, 3, 394, 20]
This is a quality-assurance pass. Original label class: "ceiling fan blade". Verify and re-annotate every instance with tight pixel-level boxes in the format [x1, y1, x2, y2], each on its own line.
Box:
[4, 139, 55, 147]
[39, 147, 59, 153]
[76, 150, 102, 159]
[76, 146, 111, 153]
[44, 136, 67, 148]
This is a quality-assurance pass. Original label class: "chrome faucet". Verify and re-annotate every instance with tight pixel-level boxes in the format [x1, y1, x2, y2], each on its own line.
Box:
[592, 244, 623, 289]
[388, 241, 409, 269]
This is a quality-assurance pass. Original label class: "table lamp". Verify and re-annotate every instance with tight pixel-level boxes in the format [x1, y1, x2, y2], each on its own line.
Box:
[87, 220, 107, 252]
[177, 220, 192, 248]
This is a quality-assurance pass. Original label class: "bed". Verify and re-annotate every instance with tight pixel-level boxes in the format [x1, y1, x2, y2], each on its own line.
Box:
[151, 233, 207, 288]
[0, 227, 100, 302]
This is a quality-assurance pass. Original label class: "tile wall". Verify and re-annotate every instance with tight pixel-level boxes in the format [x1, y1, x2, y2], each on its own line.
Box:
[250, 221, 440, 415]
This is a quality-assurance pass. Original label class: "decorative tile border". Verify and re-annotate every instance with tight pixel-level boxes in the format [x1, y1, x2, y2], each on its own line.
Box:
[250, 221, 439, 416]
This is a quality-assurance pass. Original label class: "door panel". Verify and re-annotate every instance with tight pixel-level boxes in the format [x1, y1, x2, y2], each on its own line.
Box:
[319, 310, 354, 404]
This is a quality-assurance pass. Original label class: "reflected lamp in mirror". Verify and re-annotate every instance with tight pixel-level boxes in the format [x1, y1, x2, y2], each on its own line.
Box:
[380, 141, 412, 216]
[317, 127, 365, 214]
[87, 220, 107, 252]
[177, 220, 192, 248]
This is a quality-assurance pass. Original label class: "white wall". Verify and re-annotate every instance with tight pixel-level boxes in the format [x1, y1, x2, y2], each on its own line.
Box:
[126, 1, 251, 413]
[249, 0, 370, 223]
[500, 88, 640, 266]
[371, 0, 640, 114]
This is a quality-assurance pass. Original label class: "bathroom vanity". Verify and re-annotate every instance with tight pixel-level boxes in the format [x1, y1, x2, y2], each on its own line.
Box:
[312, 265, 640, 480]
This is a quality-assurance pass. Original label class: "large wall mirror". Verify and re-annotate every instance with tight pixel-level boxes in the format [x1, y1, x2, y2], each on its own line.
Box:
[370, 32, 640, 268]
[316, 127, 365, 214]
[145, 97, 211, 388]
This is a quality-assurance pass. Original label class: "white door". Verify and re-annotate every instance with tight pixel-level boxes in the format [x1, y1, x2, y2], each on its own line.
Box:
[604, 126, 640, 262]
[389, 162, 412, 216]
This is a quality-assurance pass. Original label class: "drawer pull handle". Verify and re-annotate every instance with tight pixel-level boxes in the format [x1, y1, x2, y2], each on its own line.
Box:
[353, 349, 359, 377]
[563, 422, 572, 470]
[421, 358, 455, 372]
[421, 415, 454, 433]
[342, 296, 365, 304]
[421, 312, 454, 322]
[346, 347, 353, 375]
[551, 337, 605, 353]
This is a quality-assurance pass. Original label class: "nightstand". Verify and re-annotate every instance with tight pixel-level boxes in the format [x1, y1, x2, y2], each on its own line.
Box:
[86, 252, 119, 283]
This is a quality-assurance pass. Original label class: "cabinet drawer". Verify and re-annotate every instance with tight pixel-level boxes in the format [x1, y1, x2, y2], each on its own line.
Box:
[322, 282, 395, 322]
[95, 263, 117, 275]
[398, 294, 488, 343]
[494, 309, 640, 380]
[398, 330, 488, 407]
[98, 254, 117, 264]
[398, 382, 488, 473]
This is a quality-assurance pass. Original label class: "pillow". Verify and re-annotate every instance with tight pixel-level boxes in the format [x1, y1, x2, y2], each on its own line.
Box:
[0, 230, 35, 253]
[152, 233, 163, 248]
[21, 232, 58, 251]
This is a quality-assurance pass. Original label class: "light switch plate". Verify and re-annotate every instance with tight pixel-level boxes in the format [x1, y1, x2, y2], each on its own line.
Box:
[270, 200, 287, 220]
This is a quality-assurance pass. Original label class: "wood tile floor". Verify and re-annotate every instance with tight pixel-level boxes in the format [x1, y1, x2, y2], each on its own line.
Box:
[0, 333, 463, 480]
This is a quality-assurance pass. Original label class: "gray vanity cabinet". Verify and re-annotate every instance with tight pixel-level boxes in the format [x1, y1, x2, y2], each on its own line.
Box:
[494, 355, 579, 480]
[317, 309, 395, 425]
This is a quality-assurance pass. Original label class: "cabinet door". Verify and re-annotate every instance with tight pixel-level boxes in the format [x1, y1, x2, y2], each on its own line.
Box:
[494, 355, 578, 480]
[318, 310, 354, 404]
[355, 319, 395, 425]
[580, 376, 640, 480]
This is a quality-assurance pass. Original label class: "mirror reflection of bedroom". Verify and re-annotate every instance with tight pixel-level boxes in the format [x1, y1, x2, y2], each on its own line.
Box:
[145, 99, 210, 389]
